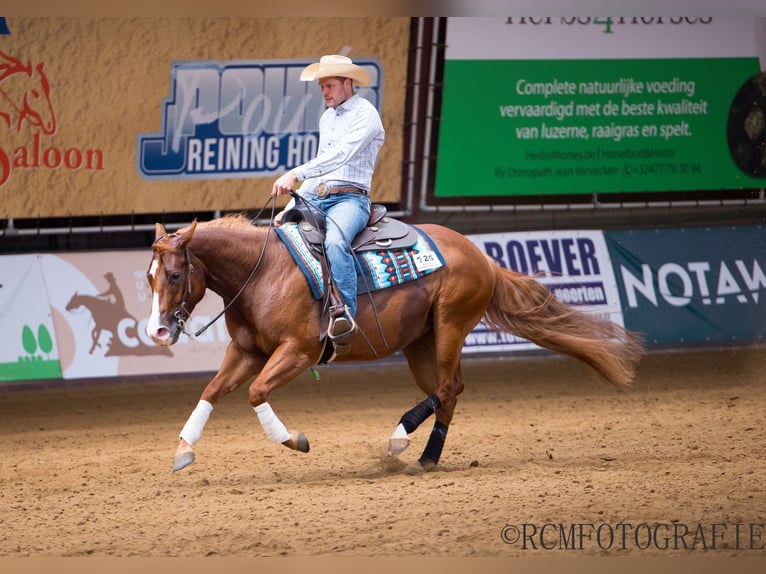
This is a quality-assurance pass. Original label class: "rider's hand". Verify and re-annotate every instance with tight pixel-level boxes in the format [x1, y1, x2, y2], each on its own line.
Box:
[272, 171, 298, 197]
[274, 210, 286, 227]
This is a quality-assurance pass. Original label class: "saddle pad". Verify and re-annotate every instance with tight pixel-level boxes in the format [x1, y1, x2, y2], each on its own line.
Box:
[275, 223, 446, 300]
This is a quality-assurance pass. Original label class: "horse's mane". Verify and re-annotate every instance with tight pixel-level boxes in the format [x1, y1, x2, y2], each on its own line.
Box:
[186, 214, 272, 238]
[154, 215, 265, 254]
[199, 214, 258, 231]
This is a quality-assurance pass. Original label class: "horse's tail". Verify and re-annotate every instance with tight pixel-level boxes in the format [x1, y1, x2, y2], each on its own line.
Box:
[483, 259, 644, 386]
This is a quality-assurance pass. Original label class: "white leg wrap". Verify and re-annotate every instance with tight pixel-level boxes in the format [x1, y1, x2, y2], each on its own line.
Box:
[254, 402, 291, 444]
[390, 423, 408, 441]
[179, 400, 213, 446]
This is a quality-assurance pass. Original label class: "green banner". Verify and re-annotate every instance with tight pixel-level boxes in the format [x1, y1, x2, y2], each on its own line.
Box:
[435, 57, 762, 197]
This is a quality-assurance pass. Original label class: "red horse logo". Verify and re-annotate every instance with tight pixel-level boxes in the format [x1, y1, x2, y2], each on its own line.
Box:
[0, 50, 56, 134]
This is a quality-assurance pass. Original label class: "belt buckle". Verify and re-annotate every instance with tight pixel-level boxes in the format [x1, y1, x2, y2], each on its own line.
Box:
[317, 183, 329, 198]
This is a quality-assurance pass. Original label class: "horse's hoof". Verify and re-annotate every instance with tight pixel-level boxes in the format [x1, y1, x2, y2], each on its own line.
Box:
[172, 451, 195, 472]
[283, 430, 310, 453]
[403, 460, 437, 475]
[294, 432, 310, 453]
[387, 438, 410, 457]
[387, 423, 409, 456]
[404, 461, 425, 475]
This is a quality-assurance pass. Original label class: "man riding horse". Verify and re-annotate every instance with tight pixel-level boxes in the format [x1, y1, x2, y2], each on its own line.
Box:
[271, 54, 385, 344]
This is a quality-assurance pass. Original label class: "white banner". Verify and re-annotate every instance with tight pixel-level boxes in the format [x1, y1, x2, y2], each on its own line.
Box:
[463, 229, 624, 353]
[0, 249, 233, 383]
[0, 255, 61, 381]
[39, 251, 231, 379]
[3, 231, 624, 379]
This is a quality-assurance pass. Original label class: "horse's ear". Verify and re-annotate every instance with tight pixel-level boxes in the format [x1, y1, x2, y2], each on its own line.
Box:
[155, 223, 167, 240]
[180, 220, 198, 246]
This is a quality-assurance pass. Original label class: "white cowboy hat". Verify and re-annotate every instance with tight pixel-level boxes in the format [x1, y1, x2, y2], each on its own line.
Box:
[299, 54, 371, 87]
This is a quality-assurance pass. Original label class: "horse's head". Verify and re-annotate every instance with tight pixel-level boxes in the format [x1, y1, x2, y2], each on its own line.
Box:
[145, 221, 207, 346]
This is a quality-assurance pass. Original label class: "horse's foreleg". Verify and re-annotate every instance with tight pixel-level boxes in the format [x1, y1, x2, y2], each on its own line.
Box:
[173, 400, 214, 471]
[172, 343, 265, 472]
[248, 342, 315, 453]
[253, 402, 309, 452]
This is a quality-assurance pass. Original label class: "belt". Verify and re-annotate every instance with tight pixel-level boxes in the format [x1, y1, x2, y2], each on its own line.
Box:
[317, 183, 367, 198]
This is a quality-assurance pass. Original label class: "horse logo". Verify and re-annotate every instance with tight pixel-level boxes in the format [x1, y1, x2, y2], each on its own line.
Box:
[0, 50, 56, 135]
[66, 273, 172, 358]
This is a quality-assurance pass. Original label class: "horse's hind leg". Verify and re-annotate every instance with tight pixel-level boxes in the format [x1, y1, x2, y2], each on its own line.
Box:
[388, 334, 438, 456]
[418, 362, 463, 471]
[393, 332, 465, 472]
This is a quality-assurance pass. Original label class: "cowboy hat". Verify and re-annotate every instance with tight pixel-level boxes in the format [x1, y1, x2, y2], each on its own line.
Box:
[299, 54, 371, 87]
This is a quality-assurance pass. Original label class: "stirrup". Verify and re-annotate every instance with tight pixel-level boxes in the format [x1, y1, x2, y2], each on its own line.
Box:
[328, 307, 356, 340]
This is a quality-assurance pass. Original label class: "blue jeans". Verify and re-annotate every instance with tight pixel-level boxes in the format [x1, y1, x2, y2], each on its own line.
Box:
[307, 192, 370, 318]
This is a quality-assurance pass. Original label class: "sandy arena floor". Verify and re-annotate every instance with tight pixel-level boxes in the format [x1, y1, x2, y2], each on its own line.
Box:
[0, 348, 765, 558]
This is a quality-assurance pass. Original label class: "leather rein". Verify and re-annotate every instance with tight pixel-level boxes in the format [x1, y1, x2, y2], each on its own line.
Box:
[152, 198, 278, 339]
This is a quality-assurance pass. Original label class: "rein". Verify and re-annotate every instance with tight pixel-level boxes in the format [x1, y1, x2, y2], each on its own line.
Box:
[151, 198, 277, 339]
[175, 245, 195, 335]
[191, 197, 279, 337]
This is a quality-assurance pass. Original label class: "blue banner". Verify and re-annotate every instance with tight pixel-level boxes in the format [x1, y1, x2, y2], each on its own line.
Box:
[137, 58, 382, 181]
[606, 226, 766, 346]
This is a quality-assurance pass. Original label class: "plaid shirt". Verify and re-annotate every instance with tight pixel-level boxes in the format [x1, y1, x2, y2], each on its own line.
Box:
[292, 93, 384, 194]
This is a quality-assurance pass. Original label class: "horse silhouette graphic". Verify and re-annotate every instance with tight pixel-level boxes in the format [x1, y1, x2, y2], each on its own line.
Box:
[0, 50, 56, 134]
[66, 273, 172, 357]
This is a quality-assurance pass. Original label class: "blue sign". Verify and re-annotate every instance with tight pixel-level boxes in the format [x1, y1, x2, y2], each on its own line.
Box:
[137, 58, 382, 181]
[606, 226, 766, 345]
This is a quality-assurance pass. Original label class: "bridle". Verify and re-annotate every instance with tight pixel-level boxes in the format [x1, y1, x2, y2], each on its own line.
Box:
[151, 198, 279, 340]
[151, 234, 195, 339]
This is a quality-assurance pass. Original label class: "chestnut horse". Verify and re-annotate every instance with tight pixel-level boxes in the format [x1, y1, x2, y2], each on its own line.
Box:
[146, 215, 643, 473]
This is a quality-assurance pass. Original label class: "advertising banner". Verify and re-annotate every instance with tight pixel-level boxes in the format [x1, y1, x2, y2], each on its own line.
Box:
[0, 247, 232, 383]
[435, 17, 766, 199]
[0, 17, 408, 219]
[4, 224, 765, 383]
[606, 226, 766, 345]
[39, 251, 231, 379]
[0, 255, 61, 381]
[462, 229, 624, 353]
[137, 57, 383, 183]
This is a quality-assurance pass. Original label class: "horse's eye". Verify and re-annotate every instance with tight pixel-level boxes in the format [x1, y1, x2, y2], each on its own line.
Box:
[168, 271, 182, 282]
